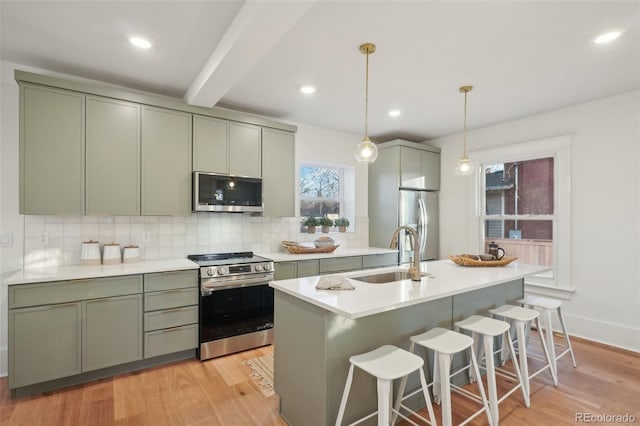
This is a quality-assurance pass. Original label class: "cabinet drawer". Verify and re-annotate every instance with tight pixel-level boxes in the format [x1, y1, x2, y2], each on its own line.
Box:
[144, 324, 198, 358]
[363, 253, 398, 269]
[274, 262, 297, 280]
[144, 270, 197, 292]
[144, 288, 198, 311]
[319, 256, 363, 274]
[298, 260, 319, 277]
[9, 275, 142, 309]
[144, 306, 198, 332]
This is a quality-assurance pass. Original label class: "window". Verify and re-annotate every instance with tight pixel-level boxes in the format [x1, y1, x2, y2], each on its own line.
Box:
[300, 164, 343, 220]
[470, 135, 572, 292]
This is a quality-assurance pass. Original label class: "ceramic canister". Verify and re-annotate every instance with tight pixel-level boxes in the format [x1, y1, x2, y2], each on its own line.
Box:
[80, 240, 101, 265]
[102, 243, 122, 265]
[122, 245, 141, 263]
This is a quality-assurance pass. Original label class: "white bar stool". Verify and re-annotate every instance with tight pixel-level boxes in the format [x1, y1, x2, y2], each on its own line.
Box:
[454, 315, 528, 425]
[335, 345, 436, 426]
[394, 327, 493, 426]
[518, 295, 577, 378]
[489, 305, 558, 401]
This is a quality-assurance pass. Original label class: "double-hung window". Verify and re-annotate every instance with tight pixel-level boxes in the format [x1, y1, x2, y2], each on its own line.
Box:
[300, 164, 344, 221]
[471, 135, 572, 294]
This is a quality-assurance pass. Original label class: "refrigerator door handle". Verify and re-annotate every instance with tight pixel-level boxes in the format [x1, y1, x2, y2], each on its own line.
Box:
[418, 197, 427, 257]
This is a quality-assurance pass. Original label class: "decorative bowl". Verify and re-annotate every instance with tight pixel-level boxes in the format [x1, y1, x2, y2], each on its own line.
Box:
[314, 236, 335, 248]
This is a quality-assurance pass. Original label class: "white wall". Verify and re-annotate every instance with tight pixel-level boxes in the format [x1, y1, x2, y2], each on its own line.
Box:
[427, 90, 640, 352]
[0, 61, 369, 376]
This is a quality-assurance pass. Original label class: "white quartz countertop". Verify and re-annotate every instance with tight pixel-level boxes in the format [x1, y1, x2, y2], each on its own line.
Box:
[5, 258, 199, 285]
[269, 259, 550, 319]
[261, 247, 398, 262]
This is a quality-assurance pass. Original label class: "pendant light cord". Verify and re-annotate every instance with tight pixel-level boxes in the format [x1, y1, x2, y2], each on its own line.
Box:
[364, 49, 369, 139]
[463, 90, 467, 156]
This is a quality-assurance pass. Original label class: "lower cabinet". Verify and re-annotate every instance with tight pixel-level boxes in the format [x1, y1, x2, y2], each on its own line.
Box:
[274, 253, 398, 280]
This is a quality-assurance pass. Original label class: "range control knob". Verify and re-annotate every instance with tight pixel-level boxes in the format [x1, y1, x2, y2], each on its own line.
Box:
[255, 264, 264, 272]
[217, 266, 228, 275]
[263, 263, 272, 271]
[206, 267, 215, 276]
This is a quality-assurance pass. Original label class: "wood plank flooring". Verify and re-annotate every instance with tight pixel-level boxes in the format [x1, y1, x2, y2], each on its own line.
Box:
[1, 334, 638, 425]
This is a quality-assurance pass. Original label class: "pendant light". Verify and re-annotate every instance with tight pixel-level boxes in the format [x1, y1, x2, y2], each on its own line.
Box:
[354, 43, 378, 163]
[455, 85, 475, 176]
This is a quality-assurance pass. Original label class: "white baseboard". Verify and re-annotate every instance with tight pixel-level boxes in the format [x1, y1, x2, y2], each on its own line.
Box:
[563, 313, 639, 353]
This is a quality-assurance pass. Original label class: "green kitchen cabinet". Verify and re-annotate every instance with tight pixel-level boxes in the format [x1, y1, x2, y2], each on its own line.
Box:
[400, 146, 440, 190]
[362, 253, 398, 269]
[229, 122, 261, 177]
[141, 106, 192, 215]
[297, 259, 319, 277]
[193, 115, 229, 174]
[262, 128, 295, 217]
[86, 96, 141, 215]
[319, 256, 363, 274]
[274, 262, 297, 280]
[19, 84, 85, 214]
[82, 294, 143, 372]
[8, 303, 82, 388]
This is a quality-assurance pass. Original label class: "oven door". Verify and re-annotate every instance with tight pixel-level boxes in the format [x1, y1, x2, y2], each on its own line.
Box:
[199, 282, 273, 359]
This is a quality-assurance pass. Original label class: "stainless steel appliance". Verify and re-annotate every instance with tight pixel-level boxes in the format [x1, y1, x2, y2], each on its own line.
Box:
[187, 252, 274, 360]
[193, 172, 263, 213]
[397, 189, 439, 263]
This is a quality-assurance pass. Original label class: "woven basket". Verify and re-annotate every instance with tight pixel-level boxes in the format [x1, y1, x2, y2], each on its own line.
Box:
[448, 254, 518, 267]
[282, 241, 339, 254]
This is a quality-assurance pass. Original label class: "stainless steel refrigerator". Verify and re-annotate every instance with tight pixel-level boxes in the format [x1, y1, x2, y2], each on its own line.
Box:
[397, 189, 439, 263]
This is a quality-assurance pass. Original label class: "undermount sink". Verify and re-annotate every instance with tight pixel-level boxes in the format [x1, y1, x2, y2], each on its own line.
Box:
[350, 270, 433, 284]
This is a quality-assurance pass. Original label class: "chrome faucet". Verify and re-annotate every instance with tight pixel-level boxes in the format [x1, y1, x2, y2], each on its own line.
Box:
[390, 225, 422, 281]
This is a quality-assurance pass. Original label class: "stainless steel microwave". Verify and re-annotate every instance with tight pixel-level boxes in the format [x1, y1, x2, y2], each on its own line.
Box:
[193, 172, 263, 213]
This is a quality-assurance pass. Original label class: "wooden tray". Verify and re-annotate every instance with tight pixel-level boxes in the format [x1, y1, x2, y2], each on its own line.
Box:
[448, 255, 518, 267]
[282, 241, 339, 254]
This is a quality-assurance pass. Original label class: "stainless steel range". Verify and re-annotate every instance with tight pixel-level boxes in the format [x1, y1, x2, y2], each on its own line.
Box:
[187, 252, 275, 360]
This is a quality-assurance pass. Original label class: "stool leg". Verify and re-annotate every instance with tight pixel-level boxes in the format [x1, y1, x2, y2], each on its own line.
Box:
[483, 334, 499, 424]
[557, 306, 577, 367]
[335, 364, 354, 426]
[418, 367, 437, 426]
[542, 308, 558, 378]
[469, 346, 494, 426]
[438, 351, 452, 426]
[469, 331, 481, 383]
[505, 328, 529, 408]
[392, 373, 409, 424]
[536, 317, 558, 386]
[433, 351, 441, 405]
[376, 378, 392, 426]
[514, 319, 530, 401]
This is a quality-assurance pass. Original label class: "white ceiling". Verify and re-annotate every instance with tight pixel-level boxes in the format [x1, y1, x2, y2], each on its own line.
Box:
[2, 1, 639, 141]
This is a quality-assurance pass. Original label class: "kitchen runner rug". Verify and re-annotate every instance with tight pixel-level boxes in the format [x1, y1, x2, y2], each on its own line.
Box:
[243, 353, 274, 397]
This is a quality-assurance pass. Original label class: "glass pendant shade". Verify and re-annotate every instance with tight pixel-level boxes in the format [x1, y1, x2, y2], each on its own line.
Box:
[456, 85, 474, 176]
[354, 136, 378, 163]
[454, 156, 475, 176]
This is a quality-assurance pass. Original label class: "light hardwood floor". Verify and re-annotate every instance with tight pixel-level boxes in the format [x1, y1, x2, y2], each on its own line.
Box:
[1, 334, 638, 425]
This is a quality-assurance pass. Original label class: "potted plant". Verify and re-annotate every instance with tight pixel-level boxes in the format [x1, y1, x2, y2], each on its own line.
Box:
[319, 217, 334, 233]
[302, 217, 320, 234]
[335, 217, 350, 232]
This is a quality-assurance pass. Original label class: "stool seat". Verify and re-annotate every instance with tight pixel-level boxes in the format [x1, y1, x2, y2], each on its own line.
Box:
[411, 327, 474, 355]
[455, 315, 511, 337]
[490, 304, 539, 322]
[350, 345, 424, 381]
[518, 295, 561, 310]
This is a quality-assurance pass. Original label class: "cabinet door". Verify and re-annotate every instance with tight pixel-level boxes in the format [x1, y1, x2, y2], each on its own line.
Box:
[275, 262, 297, 280]
[400, 147, 440, 190]
[229, 122, 261, 177]
[82, 294, 143, 372]
[86, 96, 140, 215]
[9, 303, 81, 388]
[298, 260, 319, 277]
[20, 84, 85, 214]
[262, 128, 295, 217]
[421, 150, 440, 190]
[141, 106, 192, 215]
[193, 115, 229, 173]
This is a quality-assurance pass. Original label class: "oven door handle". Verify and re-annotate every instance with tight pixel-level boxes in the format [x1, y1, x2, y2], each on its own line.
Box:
[201, 273, 274, 292]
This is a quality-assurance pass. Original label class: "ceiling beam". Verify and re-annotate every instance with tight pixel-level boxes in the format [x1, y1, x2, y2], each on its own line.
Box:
[183, 0, 316, 107]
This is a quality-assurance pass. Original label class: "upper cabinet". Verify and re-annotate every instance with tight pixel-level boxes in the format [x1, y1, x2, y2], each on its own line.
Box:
[141, 106, 192, 216]
[262, 128, 295, 217]
[86, 96, 140, 215]
[193, 115, 229, 174]
[369, 139, 441, 192]
[20, 84, 85, 214]
[229, 122, 262, 177]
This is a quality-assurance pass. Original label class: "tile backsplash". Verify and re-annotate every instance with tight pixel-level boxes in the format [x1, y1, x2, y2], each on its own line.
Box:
[23, 214, 369, 268]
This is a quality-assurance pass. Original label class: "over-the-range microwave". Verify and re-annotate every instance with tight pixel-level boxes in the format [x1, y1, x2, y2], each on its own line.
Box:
[193, 171, 263, 213]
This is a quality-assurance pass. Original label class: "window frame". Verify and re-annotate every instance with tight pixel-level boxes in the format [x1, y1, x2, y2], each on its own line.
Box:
[299, 162, 345, 225]
[468, 135, 573, 296]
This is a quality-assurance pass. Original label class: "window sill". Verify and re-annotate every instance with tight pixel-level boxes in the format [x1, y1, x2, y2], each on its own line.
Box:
[524, 280, 575, 300]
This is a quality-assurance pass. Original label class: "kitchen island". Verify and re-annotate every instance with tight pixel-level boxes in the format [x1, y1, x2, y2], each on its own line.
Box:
[269, 259, 549, 426]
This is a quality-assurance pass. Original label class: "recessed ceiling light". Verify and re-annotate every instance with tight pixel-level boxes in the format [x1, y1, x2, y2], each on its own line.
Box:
[129, 36, 152, 49]
[594, 31, 621, 44]
[300, 85, 316, 95]
[388, 109, 401, 117]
